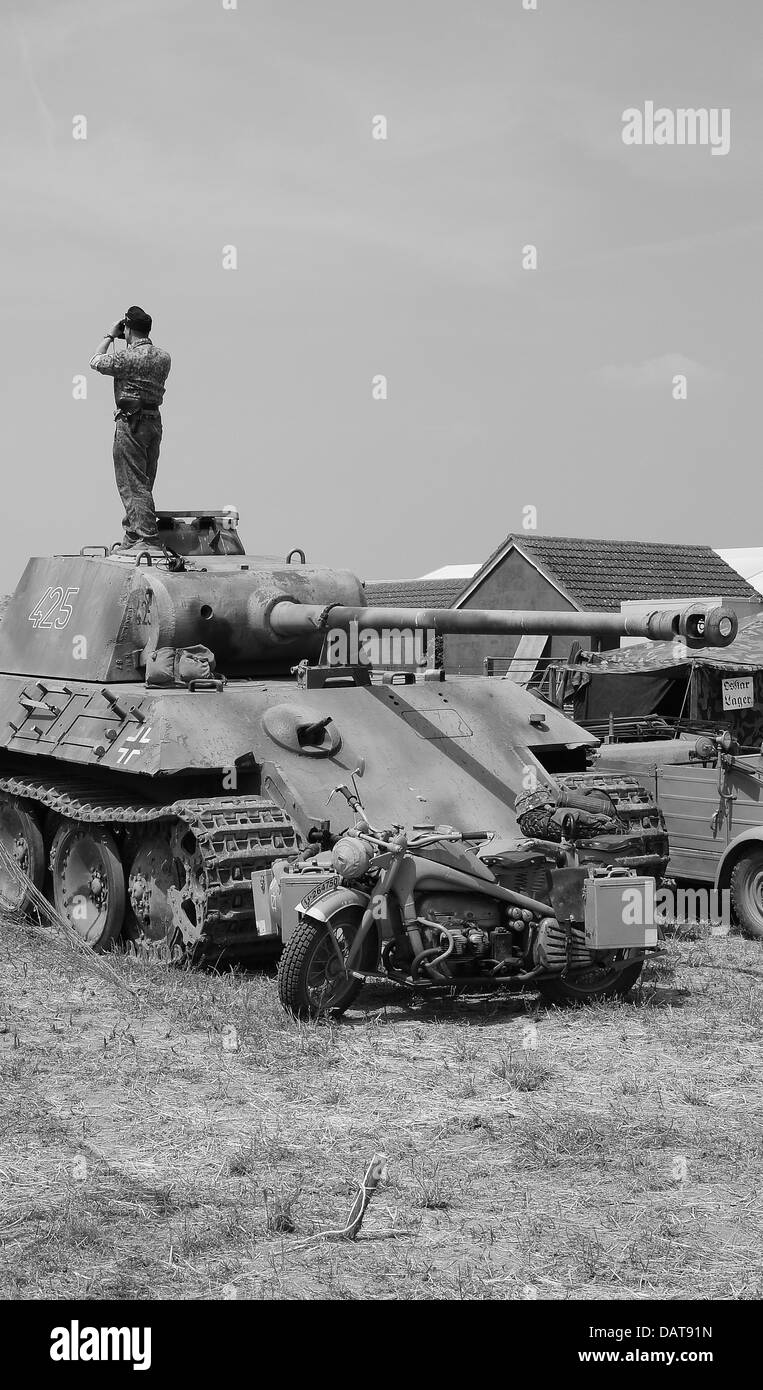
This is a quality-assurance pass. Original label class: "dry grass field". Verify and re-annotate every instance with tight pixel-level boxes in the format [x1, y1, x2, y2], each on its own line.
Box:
[1, 915, 762, 1302]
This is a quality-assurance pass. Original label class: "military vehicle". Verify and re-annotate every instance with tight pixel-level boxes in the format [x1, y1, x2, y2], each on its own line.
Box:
[275, 783, 663, 1016]
[591, 729, 763, 938]
[0, 510, 738, 960]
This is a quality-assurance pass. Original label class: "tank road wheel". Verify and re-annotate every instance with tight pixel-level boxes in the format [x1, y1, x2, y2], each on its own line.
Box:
[125, 832, 183, 948]
[537, 953, 643, 1006]
[730, 848, 763, 940]
[0, 795, 45, 912]
[166, 821, 207, 949]
[50, 822, 125, 951]
[277, 907, 375, 1019]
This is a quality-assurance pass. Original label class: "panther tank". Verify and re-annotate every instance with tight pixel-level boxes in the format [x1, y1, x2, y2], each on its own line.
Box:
[0, 510, 738, 958]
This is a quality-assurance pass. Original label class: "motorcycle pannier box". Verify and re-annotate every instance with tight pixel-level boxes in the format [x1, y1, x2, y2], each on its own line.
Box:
[583, 875, 658, 949]
[279, 869, 341, 944]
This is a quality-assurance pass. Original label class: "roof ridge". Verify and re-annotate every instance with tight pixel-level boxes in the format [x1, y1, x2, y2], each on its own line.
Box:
[457, 533, 760, 612]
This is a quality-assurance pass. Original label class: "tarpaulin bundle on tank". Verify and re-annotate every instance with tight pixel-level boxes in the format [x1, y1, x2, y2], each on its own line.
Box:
[145, 644, 215, 687]
[514, 784, 623, 842]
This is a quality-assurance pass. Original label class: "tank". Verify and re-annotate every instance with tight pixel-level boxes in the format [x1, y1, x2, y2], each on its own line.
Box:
[0, 510, 738, 958]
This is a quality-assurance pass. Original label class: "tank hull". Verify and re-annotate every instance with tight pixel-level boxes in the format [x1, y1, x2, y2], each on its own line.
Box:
[0, 672, 591, 835]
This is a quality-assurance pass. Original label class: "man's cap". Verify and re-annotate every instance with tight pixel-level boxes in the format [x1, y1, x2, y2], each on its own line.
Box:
[124, 305, 152, 333]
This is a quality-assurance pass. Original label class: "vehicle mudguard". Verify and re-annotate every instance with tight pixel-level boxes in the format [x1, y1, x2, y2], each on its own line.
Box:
[715, 828, 763, 891]
[298, 885, 371, 925]
[297, 884, 384, 958]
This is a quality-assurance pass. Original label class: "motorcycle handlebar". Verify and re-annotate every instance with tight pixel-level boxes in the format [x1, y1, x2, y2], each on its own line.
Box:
[400, 830, 464, 849]
[330, 784, 363, 812]
[353, 827, 463, 852]
[352, 825, 491, 851]
[337, 792, 491, 852]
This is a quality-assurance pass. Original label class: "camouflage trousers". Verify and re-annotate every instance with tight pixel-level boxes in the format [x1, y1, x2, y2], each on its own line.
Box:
[113, 410, 162, 545]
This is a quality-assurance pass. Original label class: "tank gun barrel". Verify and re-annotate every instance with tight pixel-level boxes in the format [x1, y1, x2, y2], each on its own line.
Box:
[269, 601, 738, 648]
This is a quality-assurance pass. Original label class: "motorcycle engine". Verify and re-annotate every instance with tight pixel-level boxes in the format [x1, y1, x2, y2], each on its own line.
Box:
[417, 894, 500, 957]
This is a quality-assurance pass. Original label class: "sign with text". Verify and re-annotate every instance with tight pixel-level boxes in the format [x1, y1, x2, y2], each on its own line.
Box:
[721, 676, 754, 711]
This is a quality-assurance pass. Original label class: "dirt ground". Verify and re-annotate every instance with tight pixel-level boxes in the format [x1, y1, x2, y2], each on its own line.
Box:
[1, 915, 761, 1302]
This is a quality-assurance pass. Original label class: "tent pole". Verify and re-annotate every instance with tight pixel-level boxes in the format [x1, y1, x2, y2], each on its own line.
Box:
[682, 661, 697, 726]
[673, 662, 693, 734]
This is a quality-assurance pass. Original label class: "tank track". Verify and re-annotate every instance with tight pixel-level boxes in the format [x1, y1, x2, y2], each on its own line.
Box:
[0, 771, 299, 953]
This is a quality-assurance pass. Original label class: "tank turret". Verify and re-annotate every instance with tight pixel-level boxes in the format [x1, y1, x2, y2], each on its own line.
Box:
[0, 537, 736, 684]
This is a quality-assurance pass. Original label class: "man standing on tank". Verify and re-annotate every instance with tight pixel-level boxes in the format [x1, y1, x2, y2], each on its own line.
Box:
[90, 306, 171, 550]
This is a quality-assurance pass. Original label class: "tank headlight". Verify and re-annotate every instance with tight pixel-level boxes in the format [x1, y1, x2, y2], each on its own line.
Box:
[331, 837, 373, 881]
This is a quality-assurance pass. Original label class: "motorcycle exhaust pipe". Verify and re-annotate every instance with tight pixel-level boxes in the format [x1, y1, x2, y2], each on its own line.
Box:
[410, 945, 451, 983]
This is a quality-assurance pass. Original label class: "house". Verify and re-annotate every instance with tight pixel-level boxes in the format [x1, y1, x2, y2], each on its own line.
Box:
[364, 535, 761, 678]
[360, 577, 466, 610]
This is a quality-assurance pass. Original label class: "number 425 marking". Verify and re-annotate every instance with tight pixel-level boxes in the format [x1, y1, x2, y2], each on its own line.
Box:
[28, 586, 79, 630]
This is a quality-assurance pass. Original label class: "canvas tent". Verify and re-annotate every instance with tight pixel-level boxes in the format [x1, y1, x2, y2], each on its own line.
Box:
[572, 615, 763, 744]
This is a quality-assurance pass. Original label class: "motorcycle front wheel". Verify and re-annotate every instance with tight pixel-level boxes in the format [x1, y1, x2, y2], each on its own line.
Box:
[537, 953, 643, 1005]
[277, 907, 376, 1018]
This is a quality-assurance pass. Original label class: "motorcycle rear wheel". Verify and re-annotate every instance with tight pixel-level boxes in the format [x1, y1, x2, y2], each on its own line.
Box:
[277, 908, 375, 1018]
[537, 954, 643, 1005]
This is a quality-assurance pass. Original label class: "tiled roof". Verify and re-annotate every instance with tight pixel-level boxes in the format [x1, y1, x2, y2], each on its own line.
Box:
[463, 535, 760, 611]
[362, 579, 467, 608]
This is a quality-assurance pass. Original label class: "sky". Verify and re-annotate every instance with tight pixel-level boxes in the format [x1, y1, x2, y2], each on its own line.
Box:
[0, 0, 761, 593]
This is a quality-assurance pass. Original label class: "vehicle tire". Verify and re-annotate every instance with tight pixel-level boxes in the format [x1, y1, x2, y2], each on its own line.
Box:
[277, 907, 375, 1018]
[50, 821, 126, 951]
[0, 795, 45, 912]
[729, 848, 763, 940]
[537, 955, 643, 1005]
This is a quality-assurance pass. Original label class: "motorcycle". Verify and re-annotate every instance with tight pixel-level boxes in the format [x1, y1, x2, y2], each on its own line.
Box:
[275, 779, 660, 1018]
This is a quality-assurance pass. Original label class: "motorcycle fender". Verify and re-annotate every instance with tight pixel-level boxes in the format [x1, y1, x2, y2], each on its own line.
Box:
[298, 886, 370, 927]
[297, 887, 379, 965]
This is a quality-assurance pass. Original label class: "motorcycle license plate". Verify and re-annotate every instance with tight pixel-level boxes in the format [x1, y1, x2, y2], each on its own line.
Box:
[298, 875, 341, 911]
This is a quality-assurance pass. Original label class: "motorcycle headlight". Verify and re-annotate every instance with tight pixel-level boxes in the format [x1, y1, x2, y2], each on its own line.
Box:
[331, 836, 373, 881]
